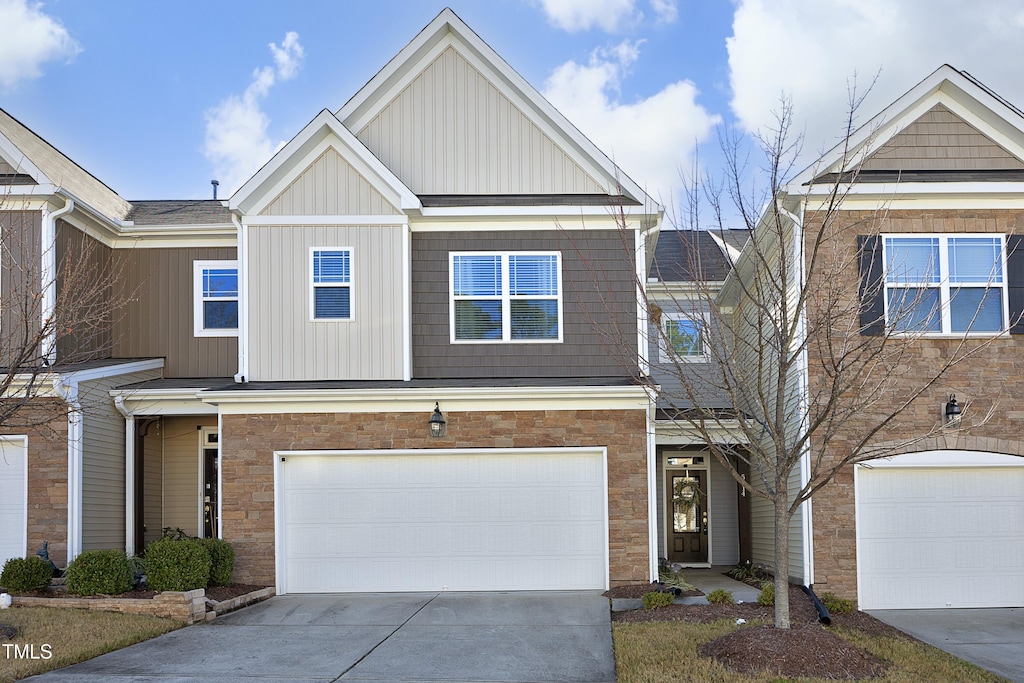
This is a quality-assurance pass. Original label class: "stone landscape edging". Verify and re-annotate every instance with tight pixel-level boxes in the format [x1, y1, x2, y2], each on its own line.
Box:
[11, 586, 275, 624]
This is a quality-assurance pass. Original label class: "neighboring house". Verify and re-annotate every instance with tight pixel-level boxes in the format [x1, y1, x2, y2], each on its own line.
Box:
[0, 8, 664, 593]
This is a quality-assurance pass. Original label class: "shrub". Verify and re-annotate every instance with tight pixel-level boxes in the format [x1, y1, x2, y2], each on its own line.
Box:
[65, 550, 133, 596]
[707, 589, 734, 605]
[642, 591, 674, 609]
[0, 556, 53, 594]
[144, 538, 211, 592]
[757, 582, 775, 606]
[197, 538, 235, 587]
[820, 591, 854, 614]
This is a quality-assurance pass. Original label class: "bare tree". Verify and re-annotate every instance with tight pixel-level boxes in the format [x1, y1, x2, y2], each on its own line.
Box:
[582, 92, 1001, 629]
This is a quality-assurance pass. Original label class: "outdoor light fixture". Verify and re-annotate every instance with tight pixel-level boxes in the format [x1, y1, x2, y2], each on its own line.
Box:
[429, 402, 446, 437]
[944, 394, 962, 428]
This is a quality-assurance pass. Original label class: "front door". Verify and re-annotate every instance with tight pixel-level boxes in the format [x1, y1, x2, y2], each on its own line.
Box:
[203, 447, 218, 538]
[666, 470, 707, 563]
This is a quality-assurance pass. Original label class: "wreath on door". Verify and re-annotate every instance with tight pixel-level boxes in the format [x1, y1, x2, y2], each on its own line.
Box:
[673, 478, 703, 513]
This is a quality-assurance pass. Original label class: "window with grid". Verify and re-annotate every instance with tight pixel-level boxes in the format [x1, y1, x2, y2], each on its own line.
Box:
[311, 248, 353, 320]
[884, 235, 1006, 334]
[450, 252, 562, 342]
[193, 261, 238, 337]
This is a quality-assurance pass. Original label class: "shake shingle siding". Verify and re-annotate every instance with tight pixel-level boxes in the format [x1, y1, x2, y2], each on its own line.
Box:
[411, 230, 637, 379]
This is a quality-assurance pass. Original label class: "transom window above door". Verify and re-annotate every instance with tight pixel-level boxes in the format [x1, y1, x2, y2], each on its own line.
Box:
[449, 252, 563, 342]
[193, 261, 238, 337]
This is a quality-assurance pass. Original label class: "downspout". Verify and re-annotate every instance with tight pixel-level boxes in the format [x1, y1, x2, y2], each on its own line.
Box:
[636, 226, 650, 377]
[777, 200, 814, 586]
[53, 374, 82, 562]
[114, 395, 136, 556]
[403, 222, 412, 381]
[645, 384, 659, 582]
[42, 197, 75, 365]
[231, 215, 248, 383]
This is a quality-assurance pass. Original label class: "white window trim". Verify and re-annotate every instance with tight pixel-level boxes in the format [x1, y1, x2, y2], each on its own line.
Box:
[309, 246, 354, 322]
[449, 251, 564, 343]
[193, 260, 239, 338]
[882, 233, 1009, 337]
[659, 314, 709, 363]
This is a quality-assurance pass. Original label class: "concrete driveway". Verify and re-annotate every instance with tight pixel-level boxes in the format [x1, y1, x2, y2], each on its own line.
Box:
[869, 608, 1024, 683]
[27, 591, 616, 683]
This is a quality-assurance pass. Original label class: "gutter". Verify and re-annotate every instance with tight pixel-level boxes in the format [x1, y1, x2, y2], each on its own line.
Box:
[42, 197, 75, 364]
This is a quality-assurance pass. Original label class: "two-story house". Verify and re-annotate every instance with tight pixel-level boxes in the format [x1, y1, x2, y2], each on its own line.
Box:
[0, 9, 663, 593]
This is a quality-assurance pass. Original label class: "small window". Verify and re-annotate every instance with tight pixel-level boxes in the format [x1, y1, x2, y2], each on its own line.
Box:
[660, 316, 706, 362]
[310, 248, 353, 321]
[450, 252, 561, 342]
[884, 235, 1006, 334]
[194, 261, 238, 337]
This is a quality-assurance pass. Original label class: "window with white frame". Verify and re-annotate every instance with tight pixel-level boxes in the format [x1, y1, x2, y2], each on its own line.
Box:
[450, 252, 562, 342]
[193, 261, 238, 337]
[310, 248, 353, 321]
[660, 316, 707, 361]
[884, 235, 1006, 334]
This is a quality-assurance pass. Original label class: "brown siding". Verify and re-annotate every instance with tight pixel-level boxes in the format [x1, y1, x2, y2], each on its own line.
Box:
[55, 220, 114, 362]
[807, 209, 1024, 602]
[111, 247, 237, 378]
[0, 400, 69, 567]
[862, 104, 1024, 171]
[412, 230, 637, 379]
[220, 409, 649, 587]
[0, 210, 42, 357]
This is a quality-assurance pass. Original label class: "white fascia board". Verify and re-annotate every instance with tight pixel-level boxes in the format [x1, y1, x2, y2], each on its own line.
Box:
[337, 11, 658, 210]
[244, 215, 409, 226]
[799, 181, 1024, 198]
[410, 213, 635, 233]
[202, 384, 651, 415]
[108, 388, 220, 416]
[417, 205, 655, 219]
[654, 419, 749, 445]
[63, 358, 164, 383]
[0, 131, 50, 184]
[646, 281, 725, 298]
[229, 110, 419, 215]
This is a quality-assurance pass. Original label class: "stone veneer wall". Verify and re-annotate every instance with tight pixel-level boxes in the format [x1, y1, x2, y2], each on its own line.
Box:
[805, 209, 1024, 602]
[0, 400, 70, 567]
[220, 409, 650, 587]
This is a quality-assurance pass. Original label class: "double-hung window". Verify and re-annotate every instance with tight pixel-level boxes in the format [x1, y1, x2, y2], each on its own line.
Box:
[310, 248, 353, 321]
[661, 316, 707, 362]
[450, 252, 562, 342]
[194, 261, 238, 337]
[884, 235, 1006, 334]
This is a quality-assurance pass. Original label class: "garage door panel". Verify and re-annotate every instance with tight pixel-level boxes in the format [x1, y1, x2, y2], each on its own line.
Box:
[0, 441, 27, 568]
[858, 466, 1024, 609]
[280, 450, 607, 593]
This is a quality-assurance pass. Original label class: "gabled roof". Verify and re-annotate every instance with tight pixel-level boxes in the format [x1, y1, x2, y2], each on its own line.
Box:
[0, 107, 130, 220]
[228, 109, 420, 216]
[790, 65, 1024, 190]
[650, 230, 745, 283]
[337, 7, 658, 208]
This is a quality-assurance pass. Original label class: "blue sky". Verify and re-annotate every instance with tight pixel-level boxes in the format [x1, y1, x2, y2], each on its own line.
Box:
[3, 0, 1024, 213]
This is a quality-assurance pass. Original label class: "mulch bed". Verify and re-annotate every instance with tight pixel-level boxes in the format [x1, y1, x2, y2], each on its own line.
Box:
[18, 583, 268, 602]
[604, 582, 704, 598]
[614, 584, 907, 679]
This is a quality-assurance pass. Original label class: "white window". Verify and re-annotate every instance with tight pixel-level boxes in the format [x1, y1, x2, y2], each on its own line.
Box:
[450, 252, 562, 342]
[310, 248, 353, 321]
[193, 261, 238, 337]
[883, 235, 1007, 334]
[660, 316, 707, 362]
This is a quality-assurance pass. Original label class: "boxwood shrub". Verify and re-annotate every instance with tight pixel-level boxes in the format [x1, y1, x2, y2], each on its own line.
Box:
[144, 538, 211, 592]
[641, 591, 674, 609]
[0, 556, 53, 594]
[65, 549, 133, 596]
[197, 538, 234, 587]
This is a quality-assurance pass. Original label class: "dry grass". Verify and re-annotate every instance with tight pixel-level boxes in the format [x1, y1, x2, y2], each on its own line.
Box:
[0, 606, 179, 682]
[613, 619, 1011, 683]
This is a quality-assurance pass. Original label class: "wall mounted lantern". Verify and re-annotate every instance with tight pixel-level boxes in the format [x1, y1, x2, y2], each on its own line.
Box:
[944, 394, 962, 428]
[429, 402, 447, 437]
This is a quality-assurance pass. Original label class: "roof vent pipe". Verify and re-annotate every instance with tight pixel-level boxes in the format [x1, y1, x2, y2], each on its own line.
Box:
[211, 180, 219, 200]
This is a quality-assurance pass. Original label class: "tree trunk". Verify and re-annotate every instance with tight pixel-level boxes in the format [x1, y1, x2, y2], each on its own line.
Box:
[773, 493, 791, 628]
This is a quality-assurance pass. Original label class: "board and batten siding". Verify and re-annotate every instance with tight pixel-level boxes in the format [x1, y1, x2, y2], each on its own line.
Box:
[260, 147, 402, 216]
[111, 247, 237, 378]
[356, 46, 605, 195]
[248, 225, 405, 381]
[56, 221, 114, 362]
[79, 367, 162, 551]
[0, 210, 41, 350]
[161, 416, 216, 537]
[412, 229, 636, 379]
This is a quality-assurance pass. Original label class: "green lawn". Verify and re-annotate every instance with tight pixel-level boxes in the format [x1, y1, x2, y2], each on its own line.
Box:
[0, 607, 179, 682]
[613, 619, 1011, 683]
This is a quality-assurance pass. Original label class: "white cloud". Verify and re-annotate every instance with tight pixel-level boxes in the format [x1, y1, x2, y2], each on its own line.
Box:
[204, 32, 304, 193]
[727, 0, 1024, 169]
[543, 41, 720, 204]
[0, 0, 80, 89]
[538, 0, 677, 32]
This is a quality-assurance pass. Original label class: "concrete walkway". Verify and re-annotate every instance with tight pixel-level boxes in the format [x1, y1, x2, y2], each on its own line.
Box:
[870, 608, 1024, 683]
[26, 591, 616, 683]
[610, 565, 762, 611]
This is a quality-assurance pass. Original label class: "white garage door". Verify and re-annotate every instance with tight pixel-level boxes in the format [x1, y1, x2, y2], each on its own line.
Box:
[278, 449, 608, 593]
[858, 465, 1024, 609]
[0, 438, 28, 568]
